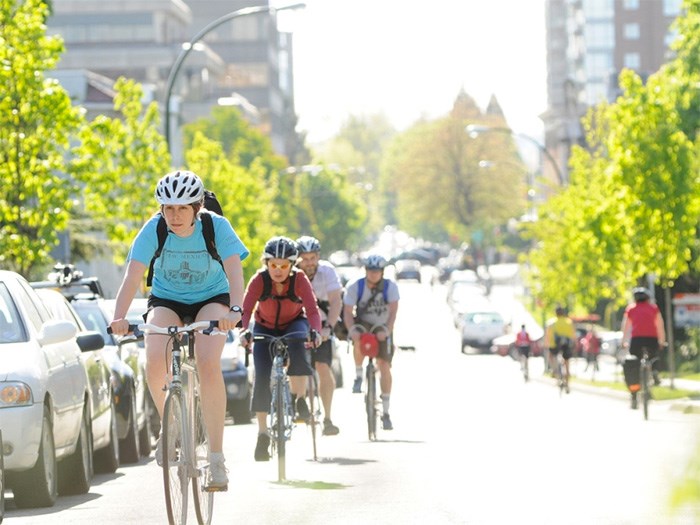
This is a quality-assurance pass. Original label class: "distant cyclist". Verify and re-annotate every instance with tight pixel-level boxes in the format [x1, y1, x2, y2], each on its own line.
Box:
[620, 287, 666, 408]
[545, 306, 575, 391]
[343, 254, 400, 430]
[109, 170, 248, 491]
[296, 235, 342, 436]
[240, 236, 322, 461]
[515, 324, 532, 379]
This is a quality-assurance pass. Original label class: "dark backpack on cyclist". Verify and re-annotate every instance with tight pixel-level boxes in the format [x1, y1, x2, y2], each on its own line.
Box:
[258, 269, 303, 303]
[145, 190, 224, 287]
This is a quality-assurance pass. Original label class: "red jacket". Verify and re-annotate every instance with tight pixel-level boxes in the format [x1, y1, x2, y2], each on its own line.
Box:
[241, 269, 322, 332]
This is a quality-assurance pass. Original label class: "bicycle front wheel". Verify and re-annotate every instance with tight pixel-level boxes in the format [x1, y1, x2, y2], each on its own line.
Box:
[307, 374, 319, 461]
[271, 376, 287, 481]
[365, 362, 377, 441]
[162, 390, 188, 525]
[192, 394, 213, 525]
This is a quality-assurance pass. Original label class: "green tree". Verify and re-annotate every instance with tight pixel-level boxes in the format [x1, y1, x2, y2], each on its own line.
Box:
[0, 0, 82, 276]
[382, 98, 526, 243]
[185, 132, 276, 280]
[70, 78, 170, 265]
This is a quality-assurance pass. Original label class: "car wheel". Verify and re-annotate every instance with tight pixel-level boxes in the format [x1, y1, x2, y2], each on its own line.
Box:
[58, 403, 93, 496]
[119, 389, 140, 464]
[138, 394, 154, 458]
[229, 390, 252, 425]
[94, 399, 120, 473]
[11, 405, 58, 508]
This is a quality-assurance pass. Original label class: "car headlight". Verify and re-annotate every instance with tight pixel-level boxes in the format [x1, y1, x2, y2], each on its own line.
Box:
[0, 381, 33, 407]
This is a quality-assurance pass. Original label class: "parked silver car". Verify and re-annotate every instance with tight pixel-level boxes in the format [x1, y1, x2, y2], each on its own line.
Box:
[34, 289, 121, 474]
[0, 271, 103, 508]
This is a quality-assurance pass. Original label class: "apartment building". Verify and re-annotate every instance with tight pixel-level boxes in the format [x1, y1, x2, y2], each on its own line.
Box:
[47, 0, 299, 165]
[543, 0, 681, 184]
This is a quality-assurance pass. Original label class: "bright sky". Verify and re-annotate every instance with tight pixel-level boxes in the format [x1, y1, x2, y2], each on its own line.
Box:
[287, 0, 548, 145]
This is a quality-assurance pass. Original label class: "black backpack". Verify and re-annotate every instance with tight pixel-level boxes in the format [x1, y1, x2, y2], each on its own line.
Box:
[145, 190, 224, 287]
[258, 269, 302, 303]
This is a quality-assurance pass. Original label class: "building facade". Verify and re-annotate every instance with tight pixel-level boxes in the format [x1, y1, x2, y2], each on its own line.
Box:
[543, 0, 681, 184]
[47, 0, 299, 165]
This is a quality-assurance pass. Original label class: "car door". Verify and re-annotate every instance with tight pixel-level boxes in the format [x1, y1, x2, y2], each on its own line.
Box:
[11, 278, 86, 453]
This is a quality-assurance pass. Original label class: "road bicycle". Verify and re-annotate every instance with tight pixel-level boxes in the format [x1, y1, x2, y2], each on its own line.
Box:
[115, 321, 221, 525]
[305, 372, 321, 461]
[351, 324, 388, 441]
[552, 343, 570, 396]
[517, 345, 530, 382]
[252, 332, 311, 481]
[639, 347, 661, 420]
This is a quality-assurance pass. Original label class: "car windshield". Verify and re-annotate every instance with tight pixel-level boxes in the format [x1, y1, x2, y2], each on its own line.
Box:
[72, 302, 111, 344]
[0, 283, 27, 343]
[465, 312, 503, 324]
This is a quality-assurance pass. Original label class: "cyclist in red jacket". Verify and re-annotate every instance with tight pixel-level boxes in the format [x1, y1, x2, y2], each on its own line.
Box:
[620, 287, 666, 408]
[240, 236, 322, 461]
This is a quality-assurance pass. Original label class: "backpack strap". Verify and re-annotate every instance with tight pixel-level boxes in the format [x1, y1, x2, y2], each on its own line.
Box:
[200, 211, 223, 269]
[146, 215, 169, 287]
[355, 278, 389, 306]
[146, 212, 223, 288]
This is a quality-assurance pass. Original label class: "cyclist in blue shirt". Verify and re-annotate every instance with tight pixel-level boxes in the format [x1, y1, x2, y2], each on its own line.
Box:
[110, 171, 249, 491]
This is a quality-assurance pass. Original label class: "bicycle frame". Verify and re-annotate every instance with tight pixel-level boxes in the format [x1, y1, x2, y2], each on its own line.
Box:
[126, 321, 219, 525]
[350, 324, 388, 441]
[639, 350, 659, 421]
[253, 332, 309, 482]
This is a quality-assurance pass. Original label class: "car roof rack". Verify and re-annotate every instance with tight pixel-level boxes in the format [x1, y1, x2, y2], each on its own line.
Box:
[30, 263, 105, 300]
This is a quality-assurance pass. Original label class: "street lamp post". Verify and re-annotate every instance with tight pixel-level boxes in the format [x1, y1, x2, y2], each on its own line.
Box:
[465, 124, 565, 186]
[164, 3, 305, 156]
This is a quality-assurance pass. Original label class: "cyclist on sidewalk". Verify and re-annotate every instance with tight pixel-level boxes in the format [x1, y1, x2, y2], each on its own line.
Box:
[343, 254, 400, 430]
[620, 286, 666, 409]
[240, 236, 322, 461]
[544, 306, 575, 391]
[296, 235, 342, 436]
[109, 170, 248, 491]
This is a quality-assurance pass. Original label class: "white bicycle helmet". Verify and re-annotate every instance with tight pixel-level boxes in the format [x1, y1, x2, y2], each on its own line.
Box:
[296, 235, 321, 253]
[263, 236, 299, 262]
[365, 254, 387, 270]
[155, 170, 205, 205]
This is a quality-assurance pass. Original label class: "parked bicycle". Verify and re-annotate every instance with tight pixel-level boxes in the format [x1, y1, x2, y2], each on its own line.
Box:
[252, 331, 313, 481]
[113, 321, 221, 525]
[351, 324, 388, 441]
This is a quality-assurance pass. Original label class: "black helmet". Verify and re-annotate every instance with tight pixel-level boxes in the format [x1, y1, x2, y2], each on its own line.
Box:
[633, 287, 650, 302]
[555, 305, 568, 316]
[296, 235, 321, 253]
[263, 236, 298, 262]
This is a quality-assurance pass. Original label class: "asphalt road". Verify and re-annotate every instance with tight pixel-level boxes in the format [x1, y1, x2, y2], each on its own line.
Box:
[4, 272, 700, 524]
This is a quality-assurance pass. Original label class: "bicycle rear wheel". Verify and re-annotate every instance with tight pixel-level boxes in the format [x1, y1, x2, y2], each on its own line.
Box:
[191, 394, 213, 524]
[162, 390, 188, 525]
[641, 363, 650, 420]
[365, 361, 377, 441]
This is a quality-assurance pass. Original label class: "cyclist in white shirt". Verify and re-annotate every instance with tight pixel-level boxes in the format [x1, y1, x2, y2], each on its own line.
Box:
[296, 236, 342, 435]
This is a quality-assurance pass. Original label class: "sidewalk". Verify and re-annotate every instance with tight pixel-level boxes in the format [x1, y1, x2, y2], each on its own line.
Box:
[529, 354, 700, 415]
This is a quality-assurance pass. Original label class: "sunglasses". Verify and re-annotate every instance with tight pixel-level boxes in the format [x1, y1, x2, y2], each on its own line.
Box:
[268, 262, 291, 270]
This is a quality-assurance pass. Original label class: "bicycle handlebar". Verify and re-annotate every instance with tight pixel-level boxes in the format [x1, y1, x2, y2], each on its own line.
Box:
[107, 320, 222, 342]
[348, 324, 389, 337]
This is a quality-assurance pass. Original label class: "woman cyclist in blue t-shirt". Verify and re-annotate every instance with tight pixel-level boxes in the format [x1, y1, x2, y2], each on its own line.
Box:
[109, 170, 249, 491]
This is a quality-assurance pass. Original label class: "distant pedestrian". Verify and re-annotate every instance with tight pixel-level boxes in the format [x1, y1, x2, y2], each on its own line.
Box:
[582, 326, 601, 379]
[515, 324, 532, 381]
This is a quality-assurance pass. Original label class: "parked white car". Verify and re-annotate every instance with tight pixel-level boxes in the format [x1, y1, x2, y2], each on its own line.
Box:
[0, 271, 103, 508]
[458, 309, 507, 353]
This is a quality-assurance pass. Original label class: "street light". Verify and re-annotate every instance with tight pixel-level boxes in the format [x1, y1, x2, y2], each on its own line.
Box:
[164, 3, 306, 155]
[465, 124, 565, 186]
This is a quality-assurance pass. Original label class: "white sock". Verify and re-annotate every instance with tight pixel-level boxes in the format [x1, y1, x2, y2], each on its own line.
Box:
[356, 366, 363, 379]
[381, 394, 390, 414]
[210, 451, 225, 463]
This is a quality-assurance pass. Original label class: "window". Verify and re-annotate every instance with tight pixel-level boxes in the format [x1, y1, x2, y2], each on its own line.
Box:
[623, 0, 639, 9]
[624, 52, 641, 69]
[624, 23, 640, 40]
[0, 284, 27, 343]
[663, 0, 682, 16]
[583, 0, 614, 18]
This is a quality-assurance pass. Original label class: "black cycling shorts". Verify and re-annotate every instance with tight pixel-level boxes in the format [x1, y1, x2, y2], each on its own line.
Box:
[147, 293, 230, 323]
[311, 338, 333, 366]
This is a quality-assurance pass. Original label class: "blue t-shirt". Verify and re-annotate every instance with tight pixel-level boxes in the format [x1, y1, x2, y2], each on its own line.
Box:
[128, 213, 249, 303]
